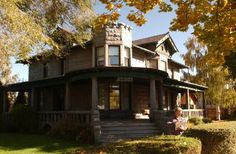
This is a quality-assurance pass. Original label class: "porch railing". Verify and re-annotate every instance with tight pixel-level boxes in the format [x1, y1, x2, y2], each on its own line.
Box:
[38, 111, 91, 125]
[182, 109, 204, 118]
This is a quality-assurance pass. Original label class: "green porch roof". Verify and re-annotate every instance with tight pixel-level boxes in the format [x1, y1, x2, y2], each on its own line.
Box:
[1, 67, 168, 91]
[163, 78, 208, 92]
[1, 67, 207, 92]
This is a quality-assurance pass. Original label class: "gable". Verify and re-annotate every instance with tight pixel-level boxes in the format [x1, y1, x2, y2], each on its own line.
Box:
[133, 33, 178, 57]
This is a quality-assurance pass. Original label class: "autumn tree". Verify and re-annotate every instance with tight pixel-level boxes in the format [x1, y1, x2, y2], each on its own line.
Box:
[0, 0, 95, 61]
[182, 37, 236, 118]
[100, 0, 235, 65]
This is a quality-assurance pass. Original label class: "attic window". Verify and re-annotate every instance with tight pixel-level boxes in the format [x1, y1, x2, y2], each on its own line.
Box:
[164, 43, 169, 52]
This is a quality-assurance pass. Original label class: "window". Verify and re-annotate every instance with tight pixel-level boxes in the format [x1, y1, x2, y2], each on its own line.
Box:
[109, 46, 119, 66]
[160, 60, 167, 71]
[124, 47, 130, 67]
[149, 59, 157, 69]
[98, 83, 106, 110]
[60, 59, 65, 75]
[43, 62, 48, 78]
[96, 47, 105, 66]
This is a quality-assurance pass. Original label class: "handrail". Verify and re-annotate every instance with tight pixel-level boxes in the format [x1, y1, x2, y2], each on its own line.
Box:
[37, 110, 91, 125]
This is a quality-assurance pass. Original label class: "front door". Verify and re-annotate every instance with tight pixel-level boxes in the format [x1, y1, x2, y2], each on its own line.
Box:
[99, 81, 133, 119]
[109, 83, 120, 110]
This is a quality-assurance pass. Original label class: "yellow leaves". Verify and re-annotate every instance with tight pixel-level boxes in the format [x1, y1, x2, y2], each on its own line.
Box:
[98, 0, 171, 27]
[105, 3, 114, 10]
[127, 12, 147, 26]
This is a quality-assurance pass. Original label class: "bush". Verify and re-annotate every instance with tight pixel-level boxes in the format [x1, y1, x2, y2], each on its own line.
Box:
[188, 117, 202, 125]
[184, 121, 236, 154]
[202, 117, 212, 123]
[75, 135, 201, 154]
[10, 104, 38, 132]
[50, 118, 92, 144]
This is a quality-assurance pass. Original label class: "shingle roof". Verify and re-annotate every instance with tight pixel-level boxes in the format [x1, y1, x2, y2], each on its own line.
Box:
[132, 33, 168, 45]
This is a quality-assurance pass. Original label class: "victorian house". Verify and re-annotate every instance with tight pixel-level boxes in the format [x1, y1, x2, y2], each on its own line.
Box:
[0, 23, 207, 143]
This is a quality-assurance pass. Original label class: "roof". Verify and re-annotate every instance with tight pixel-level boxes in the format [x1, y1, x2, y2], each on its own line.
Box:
[133, 32, 179, 56]
[2, 67, 168, 91]
[132, 44, 156, 55]
[17, 41, 92, 64]
[168, 59, 189, 69]
[163, 78, 208, 91]
[133, 33, 167, 45]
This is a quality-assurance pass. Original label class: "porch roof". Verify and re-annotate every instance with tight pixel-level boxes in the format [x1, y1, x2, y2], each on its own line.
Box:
[1, 67, 207, 92]
[163, 78, 208, 92]
[1, 67, 168, 91]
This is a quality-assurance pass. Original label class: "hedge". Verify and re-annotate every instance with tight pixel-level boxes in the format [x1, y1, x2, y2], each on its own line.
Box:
[75, 135, 201, 154]
[185, 121, 236, 154]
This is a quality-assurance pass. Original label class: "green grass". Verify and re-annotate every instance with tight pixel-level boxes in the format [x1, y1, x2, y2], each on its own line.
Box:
[75, 135, 201, 154]
[0, 133, 80, 154]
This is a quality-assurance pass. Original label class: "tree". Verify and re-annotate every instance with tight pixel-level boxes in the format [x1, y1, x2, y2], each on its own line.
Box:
[182, 37, 236, 116]
[99, 0, 235, 66]
[0, 0, 95, 61]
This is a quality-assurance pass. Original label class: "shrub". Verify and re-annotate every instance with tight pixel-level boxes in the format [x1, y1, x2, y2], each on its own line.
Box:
[202, 117, 212, 123]
[184, 121, 236, 154]
[50, 118, 92, 144]
[75, 135, 201, 154]
[10, 104, 38, 132]
[188, 117, 202, 125]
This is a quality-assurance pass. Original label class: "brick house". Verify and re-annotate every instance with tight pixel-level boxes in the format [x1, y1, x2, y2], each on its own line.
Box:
[0, 23, 207, 143]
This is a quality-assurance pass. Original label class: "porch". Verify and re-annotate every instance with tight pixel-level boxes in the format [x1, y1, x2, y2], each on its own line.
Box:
[0, 67, 207, 143]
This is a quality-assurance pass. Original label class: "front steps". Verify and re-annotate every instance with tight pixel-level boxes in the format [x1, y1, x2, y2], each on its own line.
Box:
[100, 120, 160, 144]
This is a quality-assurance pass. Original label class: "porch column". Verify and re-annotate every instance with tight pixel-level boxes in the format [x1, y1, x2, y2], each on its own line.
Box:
[186, 89, 190, 117]
[65, 81, 70, 110]
[91, 77, 101, 143]
[158, 80, 163, 110]
[0, 90, 3, 114]
[2, 90, 8, 113]
[202, 92, 206, 117]
[150, 79, 157, 119]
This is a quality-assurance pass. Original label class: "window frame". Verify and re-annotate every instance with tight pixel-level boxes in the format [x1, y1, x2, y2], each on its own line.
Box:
[95, 46, 105, 67]
[108, 45, 120, 66]
[124, 47, 131, 67]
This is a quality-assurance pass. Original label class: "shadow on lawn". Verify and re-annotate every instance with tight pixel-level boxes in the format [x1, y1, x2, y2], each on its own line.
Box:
[0, 133, 79, 153]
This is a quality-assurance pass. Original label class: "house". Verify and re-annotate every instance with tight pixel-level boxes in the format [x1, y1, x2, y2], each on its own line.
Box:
[0, 23, 207, 143]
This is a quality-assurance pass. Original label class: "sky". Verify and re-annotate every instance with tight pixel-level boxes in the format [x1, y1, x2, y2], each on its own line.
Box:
[11, 2, 193, 82]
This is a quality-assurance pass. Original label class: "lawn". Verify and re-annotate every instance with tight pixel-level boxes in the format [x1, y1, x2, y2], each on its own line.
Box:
[0, 133, 79, 154]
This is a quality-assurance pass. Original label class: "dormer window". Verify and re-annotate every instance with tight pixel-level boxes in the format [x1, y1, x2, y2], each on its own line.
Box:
[96, 47, 105, 66]
[43, 62, 48, 78]
[109, 46, 120, 66]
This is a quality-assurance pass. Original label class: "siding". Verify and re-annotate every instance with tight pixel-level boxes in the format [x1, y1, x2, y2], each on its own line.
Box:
[131, 49, 146, 67]
[66, 47, 92, 72]
[29, 61, 43, 81]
